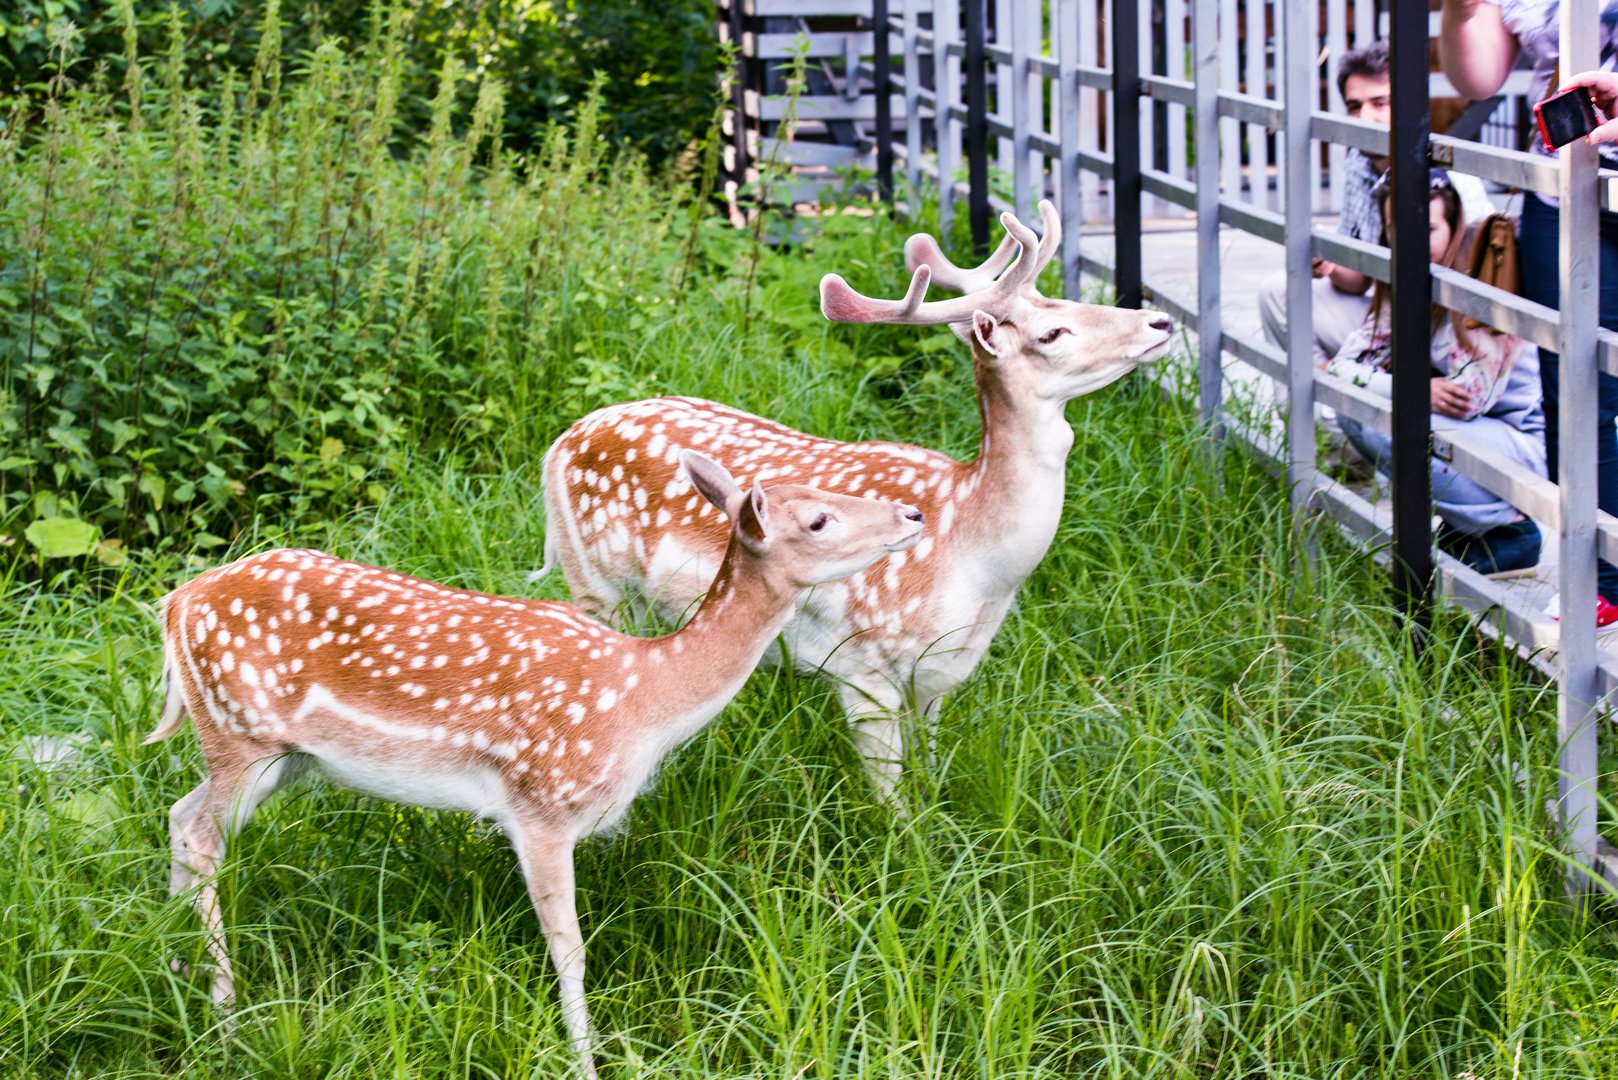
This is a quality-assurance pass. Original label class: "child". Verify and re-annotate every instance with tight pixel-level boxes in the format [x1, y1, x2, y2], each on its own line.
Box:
[1327, 167, 1546, 576]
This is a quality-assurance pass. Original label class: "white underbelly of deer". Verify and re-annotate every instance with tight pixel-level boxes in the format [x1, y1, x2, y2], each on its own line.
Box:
[307, 742, 515, 820]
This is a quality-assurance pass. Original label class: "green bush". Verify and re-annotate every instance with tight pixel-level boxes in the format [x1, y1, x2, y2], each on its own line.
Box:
[0, 0, 719, 167]
[0, 7, 925, 568]
[1, 9, 678, 562]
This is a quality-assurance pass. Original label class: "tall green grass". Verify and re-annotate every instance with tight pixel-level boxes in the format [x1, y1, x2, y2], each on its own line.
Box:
[5, 371, 1617, 1076]
[3, 9, 1616, 1078]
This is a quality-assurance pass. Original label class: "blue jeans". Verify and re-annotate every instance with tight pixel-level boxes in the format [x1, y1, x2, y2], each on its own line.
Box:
[1340, 410, 1545, 535]
[1518, 194, 1618, 599]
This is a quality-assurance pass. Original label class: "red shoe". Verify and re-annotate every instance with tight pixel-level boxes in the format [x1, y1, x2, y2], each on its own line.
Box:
[1543, 595, 1618, 627]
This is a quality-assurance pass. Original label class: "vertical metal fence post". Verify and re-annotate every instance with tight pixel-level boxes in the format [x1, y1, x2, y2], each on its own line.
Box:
[1111, 0, 1142, 308]
[728, 0, 749, 195]
[1193, 0, 1221, 434]
[935, 0, 962, 240]
[1217, 0, 1240, 207]
[1010, 0, 1035, 222]
[1056, 0, 1083, 298]
[903, 0, 923, 207]
[1280, 0, 1314, 509]
[875, 0, 894, 203]
[965, 0, 991, 252]
[1243, 0, 1270, 211]
[1081, 0, 1103, 217]
[1556, 0, 1603, 900]
[1387, 0, 1433, 640]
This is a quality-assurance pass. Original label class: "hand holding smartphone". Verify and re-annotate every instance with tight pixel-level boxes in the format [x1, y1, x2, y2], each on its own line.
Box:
[1535, 85, 1606, 151]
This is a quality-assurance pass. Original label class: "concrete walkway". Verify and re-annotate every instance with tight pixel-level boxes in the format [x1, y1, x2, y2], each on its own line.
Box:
[1096, 217, 1578, 631]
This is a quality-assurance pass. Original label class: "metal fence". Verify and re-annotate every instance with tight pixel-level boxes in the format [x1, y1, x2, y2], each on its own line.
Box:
[831, 0, 1618, 894]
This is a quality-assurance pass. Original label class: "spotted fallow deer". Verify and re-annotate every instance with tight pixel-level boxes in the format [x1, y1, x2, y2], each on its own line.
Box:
[144, 451, 922, 1078]
[538, 200, 1174, 804]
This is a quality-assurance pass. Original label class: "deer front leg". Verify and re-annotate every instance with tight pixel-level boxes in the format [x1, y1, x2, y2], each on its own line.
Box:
[513, 827, 596, 1079]
[836, 682, 911, 809]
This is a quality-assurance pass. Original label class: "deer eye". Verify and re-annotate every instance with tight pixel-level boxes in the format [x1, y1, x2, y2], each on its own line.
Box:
[1039, 327, 1068, 345]
[808, 513, 829, 532]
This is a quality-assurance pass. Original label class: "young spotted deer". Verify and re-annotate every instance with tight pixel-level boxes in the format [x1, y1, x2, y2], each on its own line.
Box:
[145, 452, 922, 1078]
[539, 200, 1173, 804]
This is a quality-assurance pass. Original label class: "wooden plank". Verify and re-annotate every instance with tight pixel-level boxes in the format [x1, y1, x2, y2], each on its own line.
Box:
[743, 0, 877, 15]
[1141, 74, 1194, 108]
[1244, 0, 1270, 210]
[1430, 135, 1557, 198]
[1080, 0, 1105, 218]
[750, 136, 864, 167]
[1325, 0, 1348, 214]
[1010, 0, 1038, 220]
[1217, 197, 1285, 244]
[1281, 0, 1317, 504]
[1193, 0, 1222, 431]
[1166, 0, 1189, 209]
[746, 90, 908, 121]
[1057, 0, 1083, 295]
[1311, 112, 1388, 157]
[903, 0, 923, 206]
[992, 0, 1013, 198]
[1218, 89, 1284, 130]
[1219, 0, 1242, 205]
[1312, 229, 1387, 280]
[749, 32, 902, 59]
[1142, 168, 1195, 211]
[935, 0, 961, 240]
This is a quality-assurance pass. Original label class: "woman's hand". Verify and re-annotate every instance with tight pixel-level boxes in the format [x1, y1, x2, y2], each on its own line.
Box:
[1431, 377, 1475, 419]
[1563, 71, 1618, 144]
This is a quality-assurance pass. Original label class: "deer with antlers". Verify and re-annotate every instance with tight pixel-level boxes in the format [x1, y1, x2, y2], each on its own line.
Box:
[538, 201, 1173, 803]
[144, 451, 923, 1077]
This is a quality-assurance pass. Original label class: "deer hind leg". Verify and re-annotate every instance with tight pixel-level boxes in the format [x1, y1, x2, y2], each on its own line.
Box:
[920, 695, 944, 763]
[511, 826, 596, 1079]
[168, 753, 303, 1007]
[836, 682, 911, 810]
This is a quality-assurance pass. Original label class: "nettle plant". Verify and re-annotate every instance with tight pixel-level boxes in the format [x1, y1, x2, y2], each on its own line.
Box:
[0, 6, 691, 569]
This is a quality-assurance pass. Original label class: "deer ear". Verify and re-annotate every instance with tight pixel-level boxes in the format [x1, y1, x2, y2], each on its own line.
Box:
[736, 481, 769, 554]
[680, 450, 741, 516]
[972, 309, 1003, 356]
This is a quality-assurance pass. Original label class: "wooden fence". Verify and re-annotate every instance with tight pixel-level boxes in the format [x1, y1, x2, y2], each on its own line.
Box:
[719, 0, 1618, 895]
[718, 1, 1532, 223]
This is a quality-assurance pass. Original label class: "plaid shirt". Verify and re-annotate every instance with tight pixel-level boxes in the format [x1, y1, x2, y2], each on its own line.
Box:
[1337, 149, 1383, 243]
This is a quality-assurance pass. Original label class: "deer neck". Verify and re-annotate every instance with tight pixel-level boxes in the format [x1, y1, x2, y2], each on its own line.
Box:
[927, 360, 1076, 592]
[962, 357, 1074, 505]
[632, 540, 796, 728]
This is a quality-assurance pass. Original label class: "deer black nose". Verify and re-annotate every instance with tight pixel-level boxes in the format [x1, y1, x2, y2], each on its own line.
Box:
[905, 508, 924, 524]
[1149, 317, 1172, 332]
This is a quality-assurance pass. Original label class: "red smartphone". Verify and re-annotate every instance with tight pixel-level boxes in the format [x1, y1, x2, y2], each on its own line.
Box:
[1534, 85, 1601, 151]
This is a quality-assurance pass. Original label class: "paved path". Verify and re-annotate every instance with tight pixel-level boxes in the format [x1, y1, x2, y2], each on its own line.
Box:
[1092, 218, 1574, 628]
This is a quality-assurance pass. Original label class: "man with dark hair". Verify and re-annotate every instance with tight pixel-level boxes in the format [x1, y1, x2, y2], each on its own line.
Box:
[1258, 39, 1490, 365]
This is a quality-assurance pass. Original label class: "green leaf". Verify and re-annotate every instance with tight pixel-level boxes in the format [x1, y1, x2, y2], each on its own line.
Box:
[138, 473, 165, 510]
[31, 364, 56, 396]
[25, 516, 100, 559]
[93, 539, 127, 567]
